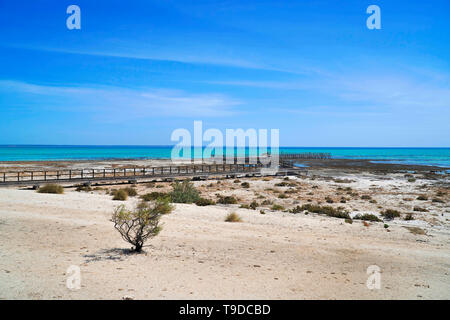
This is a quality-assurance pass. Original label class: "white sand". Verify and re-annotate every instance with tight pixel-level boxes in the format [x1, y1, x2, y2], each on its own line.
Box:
[0, 173, 449, 299]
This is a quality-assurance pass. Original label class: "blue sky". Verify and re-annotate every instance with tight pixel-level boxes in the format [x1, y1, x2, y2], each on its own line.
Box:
[0, 0, 449, 146]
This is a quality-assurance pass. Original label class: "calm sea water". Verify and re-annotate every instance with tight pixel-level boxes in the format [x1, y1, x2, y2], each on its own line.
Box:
[0, 146, 449, 167]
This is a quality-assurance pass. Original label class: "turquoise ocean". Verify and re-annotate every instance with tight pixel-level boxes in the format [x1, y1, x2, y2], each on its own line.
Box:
[0, 146, 449, 168]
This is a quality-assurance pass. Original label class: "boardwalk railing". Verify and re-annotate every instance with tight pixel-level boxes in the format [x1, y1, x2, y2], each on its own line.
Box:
[0, 163, 265, 185]
[279, 153, 331, 159]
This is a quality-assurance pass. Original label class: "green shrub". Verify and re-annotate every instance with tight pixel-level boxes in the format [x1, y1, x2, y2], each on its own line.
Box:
[354, 214, 381, 222]
[37, 184, 64, 194]
[275, 182, 288, 187]
[141, 192, 170, 202]
[217, 195, 238, 205]
[249, 201, 259, 210]
[408, 178, 416, 182]
[413, 206, 428, 212]
[234, 179, 241, 183]
[195, 197, 215, 206]
[170, 180, 200, 203]
[278, 194, 287, 199]
[271, 204, 285, 211]
[404, 213, 415, 221]
[111, 200, 173, 252]
[76, 185, 92, 192]
[112, 189, 128, 201]
[241, 182, 250, 188]
[225, 212, 242, 222]
[380, 209, 401, 220]
[239, 204, 250, 209]
[361, 195, 372, 200]
[122, 187, 138, 197]
[345, 218, 353, 224]
[384, 224, 389, 229]
[417, 195, 428, 201]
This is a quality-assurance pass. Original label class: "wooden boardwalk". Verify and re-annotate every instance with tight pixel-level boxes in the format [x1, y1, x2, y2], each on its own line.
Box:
[0, 153, 323, 187]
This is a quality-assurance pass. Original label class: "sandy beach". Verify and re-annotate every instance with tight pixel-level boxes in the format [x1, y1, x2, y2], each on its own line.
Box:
[0, 160, 449, 300]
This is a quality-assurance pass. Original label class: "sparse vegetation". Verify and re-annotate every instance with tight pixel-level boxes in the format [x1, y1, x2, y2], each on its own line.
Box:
[170, 180, 200, 203]
[417, 195, 428, 201]
[141, 191, 170, 202]
[76, 185, 92, 192]
[111, 200, 173, 252]
[225, 212, 242, 222]
[217, 195, 238, 205]
[413, 206, 429, 212]
[37, 184, 64, 194]
[380, 209, 401, 220]
[354, 213, 382, 222]
[112, 189, 128, 201]
[404, 213, 415, 221]
[271, 204, 285, 211]
[241, 182, 250, 188]
[195, 197, 215, 206]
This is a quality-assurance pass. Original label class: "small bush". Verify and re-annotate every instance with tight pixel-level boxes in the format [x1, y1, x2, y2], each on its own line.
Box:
[112, 189, 128, 201]
[261, 199, 273, 205]
[432, 198, 444, 203]
[408, 178, 416, 183]
[37, 184, 64, 194]
[278, 194, 287, 199]
[76, 185, 92, 192]
[404, 213, 415, 221]
[217, 195, 238, 205]
[384, 224, 389, 229]
[249, 201, 259, 210]
[380, 209, 401, 220]
[241, 182, 250, 188]
[122, 187, 137, 197]
[413, 206, 428, 212]
[345, 218, 353, 224]
[170, 180, 200, 203]
[325, 197, 334, 203]
[259, 210, 266, 215]
[195, 197, 215, 206]
[111, 200, 173, 252]
[361, 195, 372, 200]
[275, 182, 288, 187]
[340, 197, 347, 203]
[225, 212, 242, 222]
[141, 192, 170, 202]
[233, 179, 241, 183]
[354, 214, 382, 222]
[271, 204, 285, 211]
[417, 195, 428, 201]
[239, 204, 250, 209]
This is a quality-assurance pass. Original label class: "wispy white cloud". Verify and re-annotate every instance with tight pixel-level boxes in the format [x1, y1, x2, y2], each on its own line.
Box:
[0, 80, 241, 120]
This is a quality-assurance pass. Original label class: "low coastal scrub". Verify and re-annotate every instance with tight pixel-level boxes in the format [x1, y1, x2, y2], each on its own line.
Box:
[37, 184, 64, 194]
[217, 195, 238, 205]
[76, 185, 92, 192]
[111, 200, 173, 252]
[354, 213, 382, 222]
[271, 204, 285, 211]
[241, 182, 250, 188]
[291, 204, 349, 219]
[170, 180, 200, 203]
[141, 192, 170, 202]
[112, 189, 128, 201]
[225, 212, 242, 222]
[195, 198, 215, 206]
[111, 187, 138, 201]
[380, 209, 401, 220]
